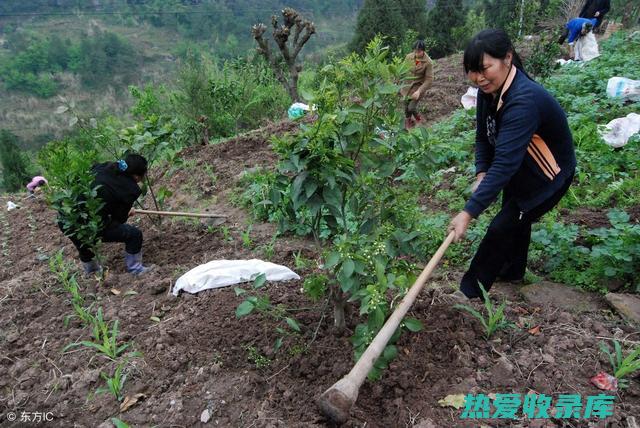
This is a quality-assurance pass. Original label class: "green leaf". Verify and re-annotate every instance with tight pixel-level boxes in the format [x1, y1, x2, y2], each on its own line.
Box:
[382, 344, 398, 361]
[253, 273, 267, 288]
[236, 301, 255, 318]
[111, 418, 130, 428]
[325, 252, 341, 269]
[304, 180, 318, 198]
[403, 318, 423, 332]
[149, 316, 161, 323]
[368, 307, 385, 330]
[377, 83, 399, 94]
[343, 122, 362, 136]
[342, 259, 355, 277]
[234, 287, 247, 296]
[322, 186, 342, 210]
[285, 317, 301, 332]
[274, 337, 283, 352]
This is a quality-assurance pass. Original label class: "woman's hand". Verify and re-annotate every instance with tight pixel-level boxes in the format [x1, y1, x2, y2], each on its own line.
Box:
[128, 208, 136, 217]
[411, 90, 421, 101]
[471, 172, 486, 193]
[448, 211, 473, 243]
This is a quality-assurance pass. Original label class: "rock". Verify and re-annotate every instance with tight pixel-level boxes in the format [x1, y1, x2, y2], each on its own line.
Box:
[519, 281, 603, 313]
[627, 416, 639, 428]
[489, 356, 515, 387]
[591, 321, 608, 335]
[150, 282, 166, 295]
[413, 418, 437, 428]
[604, 293, 640, 325]
[201, 409, 211, 423]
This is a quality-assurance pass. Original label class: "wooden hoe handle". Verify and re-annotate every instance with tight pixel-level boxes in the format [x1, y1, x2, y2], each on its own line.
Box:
[135, 209, 227, 219]
[317, 231, 456, 424]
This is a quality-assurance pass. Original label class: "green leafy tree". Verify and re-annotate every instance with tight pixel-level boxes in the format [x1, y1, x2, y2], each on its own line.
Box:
[350, 0, 410, 53]
[399, 0, 429, 33]
[481, 0, 518, 31]
[427, 0, 467, 58]
[0, 130, 32, 192]
[452, 8, 487, 51]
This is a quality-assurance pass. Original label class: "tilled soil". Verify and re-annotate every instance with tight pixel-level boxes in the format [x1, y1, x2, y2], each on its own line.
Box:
[2, 79, 639, 427]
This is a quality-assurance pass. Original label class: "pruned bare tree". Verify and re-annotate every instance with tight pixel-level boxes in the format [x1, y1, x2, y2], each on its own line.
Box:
[251, 8, 315, 102]
[539, 0, 586, 30]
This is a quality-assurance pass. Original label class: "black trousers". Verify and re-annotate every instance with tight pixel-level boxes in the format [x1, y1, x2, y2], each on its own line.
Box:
[60, 222, 143, 262]
[460, 174, 573, 299]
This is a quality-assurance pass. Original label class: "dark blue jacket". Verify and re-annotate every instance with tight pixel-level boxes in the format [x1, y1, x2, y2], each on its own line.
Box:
[464, 68, 576, 218]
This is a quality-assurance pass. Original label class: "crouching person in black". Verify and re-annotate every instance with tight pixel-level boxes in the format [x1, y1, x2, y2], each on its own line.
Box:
[59, 153, 154, 275]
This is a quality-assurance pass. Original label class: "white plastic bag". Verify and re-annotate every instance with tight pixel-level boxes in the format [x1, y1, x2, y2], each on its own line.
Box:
[574, 32, 599, 62]
[7, 201, 17, 211]
[172, 259, 300, 295]
[460, 87, 478, 110]
[600, 113, 640, 148]
[606, 77, 640, 102]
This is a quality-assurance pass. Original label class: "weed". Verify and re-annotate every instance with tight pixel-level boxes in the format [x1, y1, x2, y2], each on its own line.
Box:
[600, 340, 640, 389]
[220, 226, 233, 242]
[260, 234, 278, 259]
[241, 224, 253, 248]
[293, 250, 311, 270]
[454, 284, 511, 339]
[244, 345, 271, 369]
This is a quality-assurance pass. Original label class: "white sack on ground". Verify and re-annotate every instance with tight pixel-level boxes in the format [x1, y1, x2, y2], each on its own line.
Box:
[461, 87, 478, 110]
[172, 259, 300, 296]
[600, 113, 640, 148]
[574, 32, 599, 62]
[607, 77, 640, 102]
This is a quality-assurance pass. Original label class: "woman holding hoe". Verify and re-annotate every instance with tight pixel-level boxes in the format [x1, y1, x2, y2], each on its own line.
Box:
[59, 153, 153, 276]
[448, 29, 576, 299]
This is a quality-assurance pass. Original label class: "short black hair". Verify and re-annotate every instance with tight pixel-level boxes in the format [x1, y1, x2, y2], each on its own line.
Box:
[413, 39, 427, 51]
[463, 29, 525, 74]
[123, 153, 148, 177]
[583, 22, 593, 32]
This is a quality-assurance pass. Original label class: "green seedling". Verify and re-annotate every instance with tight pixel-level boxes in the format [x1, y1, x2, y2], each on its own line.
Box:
[454, 284, 511, 339]
[600, 340, 640, 389]
[235, 273, 302, 353]
[241, 224, 253, 248]
[64, 308, 131, 360]
[260, 234, 278, 259]
[96, 360, 127, 401]
[293, 250, 310, 270]
[220, 226, 233, 242]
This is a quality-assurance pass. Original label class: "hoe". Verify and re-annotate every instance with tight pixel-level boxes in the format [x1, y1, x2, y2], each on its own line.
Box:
[317, 231, 455, 424]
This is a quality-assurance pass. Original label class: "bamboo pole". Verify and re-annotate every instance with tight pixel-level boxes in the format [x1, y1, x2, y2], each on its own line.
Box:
[135, 209, 227, 219]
